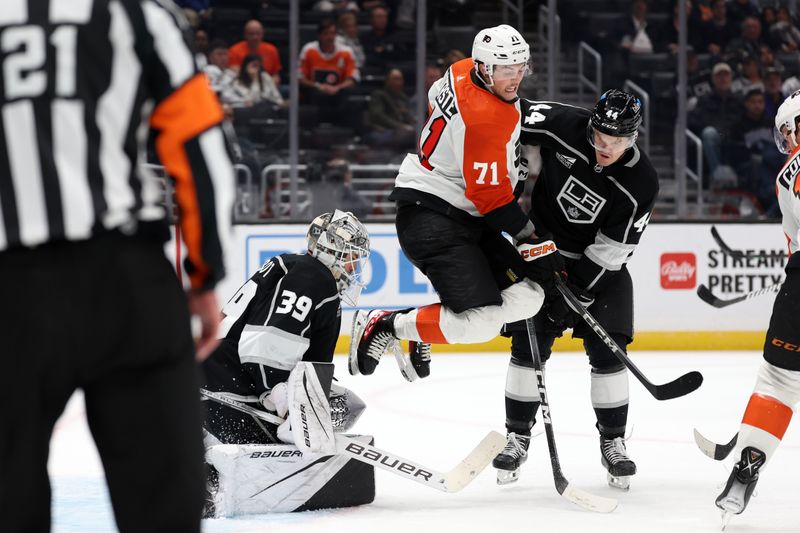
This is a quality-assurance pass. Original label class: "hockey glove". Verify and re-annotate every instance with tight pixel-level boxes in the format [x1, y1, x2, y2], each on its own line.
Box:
[546, 281, 594, 330]
[516, 233, 566, 291]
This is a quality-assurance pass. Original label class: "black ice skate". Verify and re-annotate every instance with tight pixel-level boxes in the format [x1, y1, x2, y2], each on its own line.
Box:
[394, 340, 432, 381]
[493, 433, 531, 485]
[600, 436, 636, 490]
[349, 310, 399, 376]
[715, 446, 765, 530]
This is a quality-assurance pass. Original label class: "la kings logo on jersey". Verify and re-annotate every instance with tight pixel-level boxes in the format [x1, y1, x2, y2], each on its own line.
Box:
[557, 176, 606, 224]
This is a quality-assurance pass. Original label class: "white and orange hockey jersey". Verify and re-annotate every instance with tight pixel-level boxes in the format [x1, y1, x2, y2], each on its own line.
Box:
[391, 58, 534, 239]
[776, 144, 800, 255]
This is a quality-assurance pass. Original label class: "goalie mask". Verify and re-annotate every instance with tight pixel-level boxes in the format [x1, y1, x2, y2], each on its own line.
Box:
[471, 24, 531, 87]
[774, 89, 800, 154]
[307, 210, 370, 306]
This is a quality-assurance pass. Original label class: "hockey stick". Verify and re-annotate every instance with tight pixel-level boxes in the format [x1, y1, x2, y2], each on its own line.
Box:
[525, 317, 618, 513]
[696, 283, 782, 308]
[693, 428, 738, 461]
[555, 276, 703, 401]
[711, 226, 786, 261]
[201, 389, 505, 493]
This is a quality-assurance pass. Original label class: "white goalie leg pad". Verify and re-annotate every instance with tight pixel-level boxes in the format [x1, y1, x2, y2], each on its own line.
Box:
[394, 281, 544, 344]
[590, 367, 630, 410]
[505, 360, 542, 403]
[206, 438, 375, 516]
[286, 362, 336, 455]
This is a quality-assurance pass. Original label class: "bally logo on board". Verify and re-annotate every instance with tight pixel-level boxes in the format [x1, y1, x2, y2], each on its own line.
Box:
[660, 253, 697, 289]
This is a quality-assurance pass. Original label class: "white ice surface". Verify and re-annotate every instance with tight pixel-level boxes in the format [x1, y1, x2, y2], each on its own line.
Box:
[50, 351, 800, 533]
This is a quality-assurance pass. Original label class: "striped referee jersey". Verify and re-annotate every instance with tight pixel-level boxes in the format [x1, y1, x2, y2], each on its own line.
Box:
[0, 0, 233, 290]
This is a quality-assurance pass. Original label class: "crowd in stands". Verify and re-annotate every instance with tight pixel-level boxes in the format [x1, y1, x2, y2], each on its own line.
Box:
[171, 0, 470, 221]
[584, 0, 800, 217]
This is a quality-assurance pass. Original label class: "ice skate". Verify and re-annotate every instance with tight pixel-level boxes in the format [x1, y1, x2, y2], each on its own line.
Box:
[348, 309, 399, 376]
[493, 433, 531, 485]
[715, 446, 765, 529]
[394, 340, 432, 381]
[600, 436, 636, 490]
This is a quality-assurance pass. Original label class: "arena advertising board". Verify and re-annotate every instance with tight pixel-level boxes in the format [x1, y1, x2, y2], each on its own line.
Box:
[210, 223, 786, 349]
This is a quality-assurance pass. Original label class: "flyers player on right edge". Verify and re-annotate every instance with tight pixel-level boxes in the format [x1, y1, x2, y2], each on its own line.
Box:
[712, 90, 800, 525]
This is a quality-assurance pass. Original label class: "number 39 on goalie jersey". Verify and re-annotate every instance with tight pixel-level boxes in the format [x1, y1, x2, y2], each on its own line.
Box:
[215, 253, 341, 391]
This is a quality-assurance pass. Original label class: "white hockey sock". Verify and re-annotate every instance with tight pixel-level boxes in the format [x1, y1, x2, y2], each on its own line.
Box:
[590, 367, 629, 411]
[735, 362, 799, 468]
[505, 360, 542, 403]
[393, 281, 544, 344]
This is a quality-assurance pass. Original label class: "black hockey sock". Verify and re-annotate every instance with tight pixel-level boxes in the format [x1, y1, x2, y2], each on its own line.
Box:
[505, 398, 539, 436]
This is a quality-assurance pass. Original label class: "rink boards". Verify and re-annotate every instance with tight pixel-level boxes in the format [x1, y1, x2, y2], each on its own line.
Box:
[204, 222, 787, 351]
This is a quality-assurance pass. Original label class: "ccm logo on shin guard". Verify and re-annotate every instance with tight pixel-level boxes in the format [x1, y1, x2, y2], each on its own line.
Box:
[771, 337, 800, 352]
[344, 442, 432, 481]
[519, 241, 557, 260]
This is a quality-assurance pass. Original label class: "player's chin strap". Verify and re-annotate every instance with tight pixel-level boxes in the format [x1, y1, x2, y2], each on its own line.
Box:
[201, 385, 505, 493]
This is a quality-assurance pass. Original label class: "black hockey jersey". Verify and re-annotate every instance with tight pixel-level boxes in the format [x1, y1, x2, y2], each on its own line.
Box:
[205, 253, 341, 397]
[519, 100, 659, 293]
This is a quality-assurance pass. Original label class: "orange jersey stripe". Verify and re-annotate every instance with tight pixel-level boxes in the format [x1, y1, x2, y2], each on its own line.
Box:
[150, 73, 224, 289]
[451, 58, 518, 214]
[742, 393, 793, 439]
[416, 304, 449, 344]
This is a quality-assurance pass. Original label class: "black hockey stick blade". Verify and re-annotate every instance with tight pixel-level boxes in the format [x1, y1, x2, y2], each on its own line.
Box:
[693, 429, 738, 461]
[650, 370, 704, 401]
[555, 276, 703, 400]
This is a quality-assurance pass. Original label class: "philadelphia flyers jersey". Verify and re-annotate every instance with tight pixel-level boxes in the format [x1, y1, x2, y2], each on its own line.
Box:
[390, 58, 535, 238]
[519, 100, 659, 293]
[204, 253, 341, 398]
[776, 144, 800, 254]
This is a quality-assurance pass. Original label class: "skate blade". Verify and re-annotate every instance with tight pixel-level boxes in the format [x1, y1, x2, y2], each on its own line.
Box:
[348, 311, 368, 376]
[607, 473, 631, 491]
[720, 510, 734, 531]
[496, 468, 520, 485]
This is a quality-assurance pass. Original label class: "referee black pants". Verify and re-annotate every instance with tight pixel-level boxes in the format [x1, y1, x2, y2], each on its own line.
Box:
[0, 235, 205, 533]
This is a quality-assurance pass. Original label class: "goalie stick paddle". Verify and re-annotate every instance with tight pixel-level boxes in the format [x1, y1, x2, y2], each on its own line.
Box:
[525, 318, 618, 513]
[696, 283, 782, 308]
[201, 389, 505, 493]
[693, 428, 738, 461]
[711, 226, 787, 261]
[555, 276, 703, 400]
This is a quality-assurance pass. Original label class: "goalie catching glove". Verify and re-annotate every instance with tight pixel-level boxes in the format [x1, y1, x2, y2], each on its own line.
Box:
[515, 233, 565, 291]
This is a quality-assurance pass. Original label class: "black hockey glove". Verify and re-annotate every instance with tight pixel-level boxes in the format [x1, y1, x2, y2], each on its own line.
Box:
[546, 281, 594, 330]
[515, 233, 566, 291]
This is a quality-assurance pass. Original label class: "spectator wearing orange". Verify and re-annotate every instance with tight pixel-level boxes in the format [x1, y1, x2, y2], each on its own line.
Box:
[229, 20, 282, 85]
[299, 19, 359, 124]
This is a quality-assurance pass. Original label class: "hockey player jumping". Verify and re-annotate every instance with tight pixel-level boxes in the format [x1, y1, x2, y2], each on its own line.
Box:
[349, 24, 563, 381]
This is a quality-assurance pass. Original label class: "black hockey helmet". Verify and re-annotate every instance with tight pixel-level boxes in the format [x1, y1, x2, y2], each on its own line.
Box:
[587, 90, 642, 151]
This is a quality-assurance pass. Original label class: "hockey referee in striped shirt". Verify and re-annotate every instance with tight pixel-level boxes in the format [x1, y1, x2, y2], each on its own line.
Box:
[0, 1, 234, 531]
